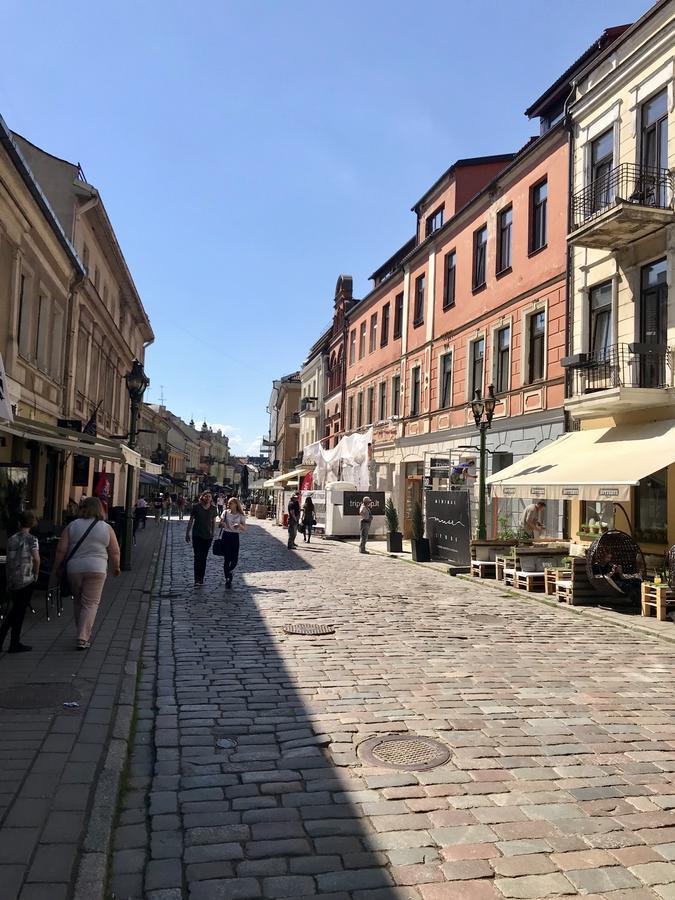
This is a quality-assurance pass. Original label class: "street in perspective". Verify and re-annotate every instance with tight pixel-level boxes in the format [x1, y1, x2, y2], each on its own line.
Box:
[3, 0, 675, 897]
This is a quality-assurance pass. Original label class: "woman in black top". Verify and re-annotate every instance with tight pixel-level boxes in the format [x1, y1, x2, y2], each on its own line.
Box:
[301, 497, 316, 544]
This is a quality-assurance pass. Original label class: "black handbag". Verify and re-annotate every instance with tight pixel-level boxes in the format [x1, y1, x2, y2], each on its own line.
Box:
[213, 516, 226, 556]
[60, 520, 98, 598]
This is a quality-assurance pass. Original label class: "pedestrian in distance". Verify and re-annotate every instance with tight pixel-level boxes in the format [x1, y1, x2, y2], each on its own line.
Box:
[219, 497, 247, 590]
[301, 496, 316, 544]
[153, 493, 163, 525]
[216, 493, 225, 519]
[52, 497, 121, 651]
[359, 496, 374, 554]
[186, 491, 217, 586]
[287, 492, 300, 549]
[177, 494, 186, 520]
[163, 494, 172, 521]
[134, 495, 148, 535]
[0, 510, 40, 654]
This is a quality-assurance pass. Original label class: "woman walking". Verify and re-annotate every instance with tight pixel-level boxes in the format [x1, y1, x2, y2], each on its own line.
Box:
[52, 497, 120, 650]
[219, 497, 246, 589]
[301, 496, 316, 544]
[185, 491, 217, 586]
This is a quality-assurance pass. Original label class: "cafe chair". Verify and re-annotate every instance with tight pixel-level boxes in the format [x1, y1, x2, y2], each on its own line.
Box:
[586, 530, 646, 599]
[641, 544, 675, 621]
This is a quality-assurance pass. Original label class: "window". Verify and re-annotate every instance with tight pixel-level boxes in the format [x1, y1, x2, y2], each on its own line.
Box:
[495, 326, 510, 393]
[413, 274, 425, 326]
[439, 352, 453, 409]
[347, 396, 354, 430]
[349, 329, 356, 365]
[582, 500, 615, 531]
[82, 243, 89, 273]
[356, 392, 363, 428]
[359, 322, 366, 359]
[393, 292, 403, 339]
[425, 205, 444, 237]
[443, 250, 456, 309]
[635, 468, 667, 544]
[392, 374, 401, 416]
[469, 338, 484, 397]
[497, 207, 512, 273]
[94, 266, 100, 291]
[530, 180, 547, 252]
[591, 129, 613, 211]
[366, 386, 374, 424]
[527, 311, 545, 383]
[492, 452, 513, 474]
[381, 303, 390, 346]
[410, 367, 421, 416]
[641, 89, 668, 205]
[369, 314, 377, 353]
[18, 274, 33, 360]
[472, 225, 487, 289]
[378, 381, 387, 420]
[589, 282, 612, 356]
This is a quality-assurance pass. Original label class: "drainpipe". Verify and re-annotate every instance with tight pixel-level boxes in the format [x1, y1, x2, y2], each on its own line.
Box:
[562, 80, 577, 540]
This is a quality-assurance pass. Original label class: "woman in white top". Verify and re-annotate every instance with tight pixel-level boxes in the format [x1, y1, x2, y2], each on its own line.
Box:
[53, 497, 121, 650]
[220, 497, 246, 590]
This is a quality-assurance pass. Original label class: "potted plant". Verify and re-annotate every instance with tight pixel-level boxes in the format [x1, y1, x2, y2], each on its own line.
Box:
[410, 500, 431, 562]
[384, 497, 403, 553]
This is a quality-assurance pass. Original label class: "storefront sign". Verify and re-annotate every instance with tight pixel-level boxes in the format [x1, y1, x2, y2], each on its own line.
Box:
[343, 491, 385, 516]
[425, 491, 471, 566]
[561, 487, 580, 497]
[0, 353, 13, 423]
[599, 488, 620, 497]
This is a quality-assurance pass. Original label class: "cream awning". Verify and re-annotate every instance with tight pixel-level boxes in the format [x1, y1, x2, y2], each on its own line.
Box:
[142, 459, 163, 475]
[0, 416, 141, 468]
[263, 465, 312, 488]
[487, 420, 675, 501]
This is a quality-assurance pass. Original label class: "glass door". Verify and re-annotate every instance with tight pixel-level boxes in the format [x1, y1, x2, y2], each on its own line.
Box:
[641, 90, 668, 206]
[639, 258, 667, 387]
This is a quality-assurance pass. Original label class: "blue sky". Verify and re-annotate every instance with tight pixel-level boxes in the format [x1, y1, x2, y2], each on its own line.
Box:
[4, 0, 647, 455]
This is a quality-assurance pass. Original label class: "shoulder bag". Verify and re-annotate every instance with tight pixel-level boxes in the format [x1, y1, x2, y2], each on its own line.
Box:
[60, 520, 99, 598]
[213, 514, 226, 557]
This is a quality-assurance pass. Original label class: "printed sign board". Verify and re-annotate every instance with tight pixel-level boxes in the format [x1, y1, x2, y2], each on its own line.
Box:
[425, 490, 471, 566]
[343, 491, 385, 516]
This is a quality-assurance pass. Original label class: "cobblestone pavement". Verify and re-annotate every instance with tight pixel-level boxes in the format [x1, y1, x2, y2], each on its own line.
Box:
[112, 519, 675, 900]
[0, 522, 162, 900]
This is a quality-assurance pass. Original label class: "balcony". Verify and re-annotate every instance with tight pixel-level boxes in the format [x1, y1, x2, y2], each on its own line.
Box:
[563, 342, 675, 420]
[288, 412, 301, 428]
[300, 397, 319, 417]
[569, 164, 673, 250]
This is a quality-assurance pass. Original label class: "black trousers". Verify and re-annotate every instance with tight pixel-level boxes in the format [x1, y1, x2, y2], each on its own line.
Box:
[304, 522, 313, 542]
[192, 535, 212, 583]
[0, 584, 34, 649]
[223, 533, 240, 578]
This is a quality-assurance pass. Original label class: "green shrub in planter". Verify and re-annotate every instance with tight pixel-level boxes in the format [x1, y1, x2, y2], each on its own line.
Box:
[384, 497, 403, 553]
[411, 501, 431, 562]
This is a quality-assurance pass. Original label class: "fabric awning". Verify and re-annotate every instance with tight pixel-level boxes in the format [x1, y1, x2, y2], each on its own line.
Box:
[487, 420, 675, 501]
[142, 459, 163, 475]
[0, 416, 141, 468]
[263, 465, 312, 488]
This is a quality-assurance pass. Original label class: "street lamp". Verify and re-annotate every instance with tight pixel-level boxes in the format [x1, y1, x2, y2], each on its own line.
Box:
[121, 359, 150, 570]
[469, 384, 497, 541]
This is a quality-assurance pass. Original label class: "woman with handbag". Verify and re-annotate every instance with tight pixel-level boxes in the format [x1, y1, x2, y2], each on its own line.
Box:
[52, 497, 121, 650]
[301, 496, 316, 544]
[215, 497, 246, 590]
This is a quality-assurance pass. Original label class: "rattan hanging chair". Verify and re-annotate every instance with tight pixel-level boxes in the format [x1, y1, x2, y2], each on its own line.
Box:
[665, 544, 675, 591]
[586, 529, 646, 598]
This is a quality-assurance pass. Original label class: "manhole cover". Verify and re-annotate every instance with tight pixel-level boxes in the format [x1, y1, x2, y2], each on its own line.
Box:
[215, 737, 238, 750]
[358, 734, 451, 771]
[0, 684, 81, 709]
[283, 624, 335, 636]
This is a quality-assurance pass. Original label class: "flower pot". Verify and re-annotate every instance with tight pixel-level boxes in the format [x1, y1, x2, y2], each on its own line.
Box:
[387, 532, 403, 553]
[411, 538, 431, 562]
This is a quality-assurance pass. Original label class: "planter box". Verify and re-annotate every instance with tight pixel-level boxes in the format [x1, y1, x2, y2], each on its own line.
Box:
[411, 538, 431, 563]
[387, 532, 403, 553]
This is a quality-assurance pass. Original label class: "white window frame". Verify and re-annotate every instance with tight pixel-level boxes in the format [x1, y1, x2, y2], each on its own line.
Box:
[410, 364, 422, 417]
[466, 333, 486, 401]
[491, 317, 512, 394]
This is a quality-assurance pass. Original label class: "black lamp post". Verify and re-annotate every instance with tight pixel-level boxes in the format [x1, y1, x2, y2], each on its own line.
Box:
[470, 384, 497, 541]
[121, 359, 150, 570]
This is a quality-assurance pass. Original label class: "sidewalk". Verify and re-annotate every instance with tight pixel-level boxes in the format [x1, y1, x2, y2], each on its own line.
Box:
[0, 520, 164, 900]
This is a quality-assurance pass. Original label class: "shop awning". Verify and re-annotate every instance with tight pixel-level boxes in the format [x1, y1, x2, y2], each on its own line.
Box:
[142, 459, 163, 475]
[0, 416, 141, 468]
[487, 420, 675, 502]
[263, 465, 312, 488]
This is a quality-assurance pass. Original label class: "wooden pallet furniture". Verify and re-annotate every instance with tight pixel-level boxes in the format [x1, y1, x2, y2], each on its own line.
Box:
[470, 559, 497, 578]
[555, 556, 596, 605]
[545, 566, 571, 596]
[641, 582, 675, 621]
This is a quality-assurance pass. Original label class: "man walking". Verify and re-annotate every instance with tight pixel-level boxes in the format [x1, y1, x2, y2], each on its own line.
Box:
[359, 496, 373, 554]
[185, 491, 217, 586]
[287, 492, 300, 549]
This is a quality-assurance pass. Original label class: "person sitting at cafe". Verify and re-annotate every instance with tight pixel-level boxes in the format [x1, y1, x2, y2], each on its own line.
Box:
[592, 546, 642, 604]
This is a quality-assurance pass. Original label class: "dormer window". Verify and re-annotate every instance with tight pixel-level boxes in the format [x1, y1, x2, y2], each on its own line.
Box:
[425, 205, 444, 238]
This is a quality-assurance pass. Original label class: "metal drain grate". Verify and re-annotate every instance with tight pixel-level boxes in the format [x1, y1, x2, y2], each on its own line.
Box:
[358, 734, 451, 771]
[283, 623, 335, 636]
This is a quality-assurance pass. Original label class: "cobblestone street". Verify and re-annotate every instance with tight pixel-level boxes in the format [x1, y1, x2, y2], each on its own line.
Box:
[112, 520, 675, 900]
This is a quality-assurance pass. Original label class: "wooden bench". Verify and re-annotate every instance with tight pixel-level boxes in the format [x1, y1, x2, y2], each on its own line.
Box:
[545, 566, 571, 596]
[555, 556, 596, 606]
[641, 582, 675, 621]
[470, 559, 497, 579]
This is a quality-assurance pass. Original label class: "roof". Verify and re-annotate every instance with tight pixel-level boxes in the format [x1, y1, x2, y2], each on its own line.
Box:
[411, 154, 516, 213]
[369, 236, 416, 283]
[524, 25, 632, 118]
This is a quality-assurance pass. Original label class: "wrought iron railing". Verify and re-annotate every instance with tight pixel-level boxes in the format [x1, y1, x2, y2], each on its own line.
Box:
[288, 412, 301, 425]
[300, 397, 318, 412]
[565, 342, 671, 395]
[572, 163, 672, 229]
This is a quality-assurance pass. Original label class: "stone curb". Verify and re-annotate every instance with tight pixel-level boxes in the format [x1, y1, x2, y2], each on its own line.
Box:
[73, 530, 164, 900]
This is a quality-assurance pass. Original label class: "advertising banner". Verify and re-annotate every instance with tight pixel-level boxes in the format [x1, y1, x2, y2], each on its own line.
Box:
[343, 491, 385, 516]
[425, 490, 471, 566]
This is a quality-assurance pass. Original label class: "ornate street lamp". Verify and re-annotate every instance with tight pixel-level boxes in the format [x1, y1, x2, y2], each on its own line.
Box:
[470, 384, 496, 541]
[121, 359, 150, 570]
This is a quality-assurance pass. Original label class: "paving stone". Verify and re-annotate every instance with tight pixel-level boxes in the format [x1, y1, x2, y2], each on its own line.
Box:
[564, 865, 642, 893]
[495, 872, 576, 898]
[188, 878, 262, 898]
[491, 854, 557, 877]
[262, 875, 316, 896]
[629, 862, 675, 885]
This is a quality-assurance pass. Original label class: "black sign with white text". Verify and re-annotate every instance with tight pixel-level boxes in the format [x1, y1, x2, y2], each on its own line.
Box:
[425, 491, 471, 565]
[343, 491, 385, 516]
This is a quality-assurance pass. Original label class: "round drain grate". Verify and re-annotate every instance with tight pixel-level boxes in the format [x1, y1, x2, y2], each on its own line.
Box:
[215, 737, 238, 750]
[358, 734, 451, 771]
[283, 623, 335, 636]
[0, 684, 82, 710]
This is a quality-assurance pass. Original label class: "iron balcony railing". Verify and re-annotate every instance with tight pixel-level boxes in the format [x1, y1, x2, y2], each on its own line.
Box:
[572, 163, 672, 229]
[300, 397, 318, 412]
[565, 342, 672, 396]
[288, 412, 301, 425]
